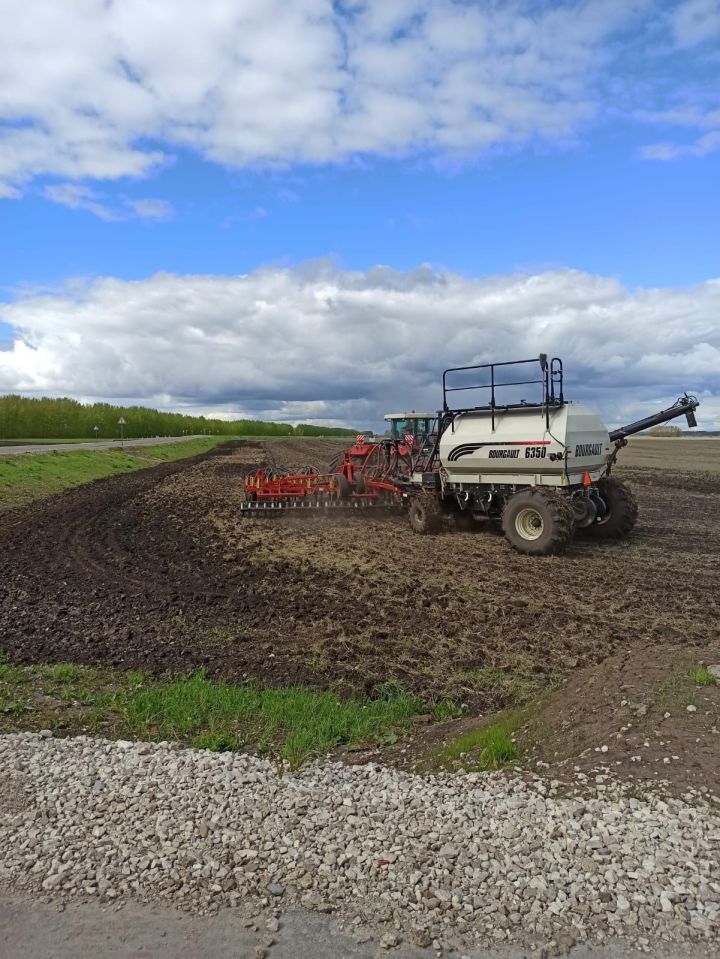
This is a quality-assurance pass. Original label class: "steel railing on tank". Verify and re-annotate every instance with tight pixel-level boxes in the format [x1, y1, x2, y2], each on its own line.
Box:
[441, 354, 564, 431]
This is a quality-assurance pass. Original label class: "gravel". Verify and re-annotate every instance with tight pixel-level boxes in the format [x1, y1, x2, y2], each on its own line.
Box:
[1, 733, 719, 952]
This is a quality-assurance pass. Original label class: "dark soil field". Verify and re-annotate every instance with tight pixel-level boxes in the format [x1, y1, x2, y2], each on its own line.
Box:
[1, 437, 718, 787]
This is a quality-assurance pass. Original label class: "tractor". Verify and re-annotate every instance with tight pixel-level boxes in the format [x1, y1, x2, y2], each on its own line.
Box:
[241, 355, 699, 555]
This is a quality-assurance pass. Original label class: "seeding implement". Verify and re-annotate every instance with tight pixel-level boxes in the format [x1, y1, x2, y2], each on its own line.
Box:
[241, 356, 700, 555]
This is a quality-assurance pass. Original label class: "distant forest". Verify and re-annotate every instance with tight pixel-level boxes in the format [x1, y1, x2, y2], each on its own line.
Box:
[0, 395, 357, 440]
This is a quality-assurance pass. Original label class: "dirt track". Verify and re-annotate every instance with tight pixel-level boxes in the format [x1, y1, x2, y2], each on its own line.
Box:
[1, 439, 719, 710]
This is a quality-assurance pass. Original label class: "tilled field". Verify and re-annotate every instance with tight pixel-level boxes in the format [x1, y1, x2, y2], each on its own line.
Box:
[1, 439, 719, 712]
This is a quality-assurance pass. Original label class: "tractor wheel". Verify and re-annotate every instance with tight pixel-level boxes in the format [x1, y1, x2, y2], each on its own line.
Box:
[582, 477, 638, 539]
[408, 495, 444, 535]
[334, 473, 352, 500]
[502, 488, 575, 556]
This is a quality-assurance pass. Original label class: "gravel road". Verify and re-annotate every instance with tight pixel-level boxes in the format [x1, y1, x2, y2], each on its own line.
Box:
[0, 435, 206, 456]
[1, 734, 718, 956]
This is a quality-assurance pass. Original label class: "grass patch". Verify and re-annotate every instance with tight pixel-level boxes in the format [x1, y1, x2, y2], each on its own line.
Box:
[0, 437, 230, 510]
[0, 661, 424, 767]
[694, 666, 716, 687]
[124, 672, 422, 767]
[0, 438, 106, 445]
[654, 661, 706, 711]
[422, 711, 523, 773]
[39, 662, 85, 684]
[430, 700, 463, 721]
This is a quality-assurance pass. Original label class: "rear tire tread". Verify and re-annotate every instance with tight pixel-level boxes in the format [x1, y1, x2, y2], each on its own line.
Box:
[408, 495, 444, 535]
[502, 487, 575, 556]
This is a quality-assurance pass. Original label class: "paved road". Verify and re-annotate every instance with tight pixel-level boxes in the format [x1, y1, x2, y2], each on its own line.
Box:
[0, 896, 712, 959]
[0, 435, 208, 457]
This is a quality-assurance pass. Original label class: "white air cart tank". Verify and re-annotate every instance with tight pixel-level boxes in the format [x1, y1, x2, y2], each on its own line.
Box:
[438, 403, 611, 488]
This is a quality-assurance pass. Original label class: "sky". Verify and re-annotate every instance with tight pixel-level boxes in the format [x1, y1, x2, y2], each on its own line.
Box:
[0, 0, 718, 430]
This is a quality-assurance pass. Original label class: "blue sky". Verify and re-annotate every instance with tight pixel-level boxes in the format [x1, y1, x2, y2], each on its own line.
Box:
[1, 130, 719, 295]
[0, 0, 719, 427]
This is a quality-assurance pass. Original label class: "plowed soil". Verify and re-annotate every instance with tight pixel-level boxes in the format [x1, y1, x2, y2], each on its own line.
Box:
[0, 440, 720, 709]
[1, 438, 718, 721]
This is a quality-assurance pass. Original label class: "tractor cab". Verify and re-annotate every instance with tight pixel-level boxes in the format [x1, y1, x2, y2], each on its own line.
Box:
[384, 413, 435, 447]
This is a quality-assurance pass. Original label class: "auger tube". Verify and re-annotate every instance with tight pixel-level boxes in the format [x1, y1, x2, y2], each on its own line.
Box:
[608, 394, 700, 443]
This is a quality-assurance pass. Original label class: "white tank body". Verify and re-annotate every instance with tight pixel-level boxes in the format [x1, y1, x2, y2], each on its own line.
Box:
[438, 403, 611, 487]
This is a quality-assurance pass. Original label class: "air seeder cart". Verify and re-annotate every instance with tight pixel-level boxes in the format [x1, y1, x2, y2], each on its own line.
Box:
[241, 355, 699, 555]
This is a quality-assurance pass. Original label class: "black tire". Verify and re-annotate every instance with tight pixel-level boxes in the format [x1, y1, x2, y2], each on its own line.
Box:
[334, 473, 352, 500]
[408, 495, 444, 535]
[502, 488, 575, 556]
[582, 477, 638, 539]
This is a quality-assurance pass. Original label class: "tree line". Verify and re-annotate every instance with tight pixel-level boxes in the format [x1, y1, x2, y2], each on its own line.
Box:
[0, 395, 357, 440]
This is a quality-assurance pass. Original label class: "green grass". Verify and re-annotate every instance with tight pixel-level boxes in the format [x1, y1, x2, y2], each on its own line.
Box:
[0, 661, 424, 767]
[40, 663, 85, 683]
[654, 661, 706, 711]
[430, 700, 464, 721]
[422, 711, 523, 773]
[0, 438, 108, 445]
[124, 673, 422, 767]
[693, 666, 716, 687]
[0, 437, 230, 509]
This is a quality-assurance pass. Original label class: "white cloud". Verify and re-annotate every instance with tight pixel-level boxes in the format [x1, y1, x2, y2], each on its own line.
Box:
[0, 0, 645, 195]
[640, 128, 720, 160]
[0, 263, 718, 429]
[672, 0, 720, 46]
[125, 198, 174, 221]
[636, 2, 720, 160]
[43, 183, 174, 221]
[43, 183, 121, 221]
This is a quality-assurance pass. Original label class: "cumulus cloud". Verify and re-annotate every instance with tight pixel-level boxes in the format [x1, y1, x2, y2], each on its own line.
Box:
[0, 263, 718, 429]
[0, 0, 652, 195]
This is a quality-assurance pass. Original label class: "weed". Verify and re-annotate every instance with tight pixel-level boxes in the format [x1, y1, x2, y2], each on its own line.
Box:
[655, 662, 701, 710]
[0, 662, 29, 686]
[202, 625, 237, 644]
[304, 651, 331, 673]
[0, 697, 27, 715]
[430, 700, 463, 721]
[693, 666, 716, 687]
[191, 730, 238, 752]
[376, 679, 409, 702]
[424, 711, 523, 773]
[40, 663, 84, 684]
